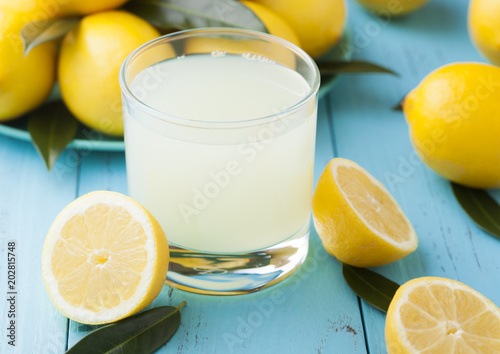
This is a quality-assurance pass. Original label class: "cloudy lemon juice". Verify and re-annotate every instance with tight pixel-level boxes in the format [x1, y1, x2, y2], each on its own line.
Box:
[126, 54, 315, 253]
[120, 29, 319, 294]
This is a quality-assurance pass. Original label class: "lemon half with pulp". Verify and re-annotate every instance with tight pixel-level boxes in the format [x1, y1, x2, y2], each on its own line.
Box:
[386, 277, 500, 353]
[313, 158, 418, 267]
[42, 191, 169, 324]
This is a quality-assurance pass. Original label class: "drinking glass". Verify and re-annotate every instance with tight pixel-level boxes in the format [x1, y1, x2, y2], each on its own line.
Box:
[119, 28, 319, 295]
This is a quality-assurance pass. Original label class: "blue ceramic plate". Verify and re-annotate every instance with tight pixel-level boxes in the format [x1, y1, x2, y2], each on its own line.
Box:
[0, 29, 353, 151]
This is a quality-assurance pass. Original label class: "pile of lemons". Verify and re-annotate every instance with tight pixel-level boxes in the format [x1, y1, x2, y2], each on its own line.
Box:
[0, 0, 349, 136]
[0, 0, 156, 135]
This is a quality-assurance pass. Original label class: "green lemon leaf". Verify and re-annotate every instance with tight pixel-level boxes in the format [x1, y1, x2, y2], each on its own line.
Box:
[21, 17, 80, 55]
[318, 61, 398, 76]
[125, 0, 268, 32]
[451, 183, 500, 239]
[66, 302, 186, 354]
[28, 101, 78, 171]
[342, 264, 400, 312]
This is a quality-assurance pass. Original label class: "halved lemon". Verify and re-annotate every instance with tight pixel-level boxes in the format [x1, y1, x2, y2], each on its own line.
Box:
[386, 277, 500, 353]
[312, 158, 418, 267]
[42, 191, 169, 324]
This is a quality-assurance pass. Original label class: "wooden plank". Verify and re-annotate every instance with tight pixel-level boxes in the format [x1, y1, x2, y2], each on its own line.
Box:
[0, 137, 78, 353]
[66, 100, 367, 353]
[330, 1, 500, 353]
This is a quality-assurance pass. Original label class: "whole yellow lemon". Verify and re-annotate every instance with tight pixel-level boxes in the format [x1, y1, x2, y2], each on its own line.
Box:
[469, 0, 500, 66]
[250, 0, 346, 58]
[241, 1, 300, 47]
[58, 11, 160, 136]
[0, 7, 56, 121]
[354, 0, 429, 16]
[404, 62, 500, 189]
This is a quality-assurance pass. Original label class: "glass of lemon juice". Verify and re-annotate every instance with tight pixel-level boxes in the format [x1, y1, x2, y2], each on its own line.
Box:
[119, 28, 319, 295]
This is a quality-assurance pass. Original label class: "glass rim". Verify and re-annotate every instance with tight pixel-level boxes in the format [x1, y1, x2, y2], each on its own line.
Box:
[119, 27, 320, 129]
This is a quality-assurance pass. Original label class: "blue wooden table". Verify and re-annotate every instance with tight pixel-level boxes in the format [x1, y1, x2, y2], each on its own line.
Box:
[1, 0, 500, 352]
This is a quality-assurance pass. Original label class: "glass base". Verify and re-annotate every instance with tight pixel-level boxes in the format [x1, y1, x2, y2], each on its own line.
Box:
[165, 223, 310, 295]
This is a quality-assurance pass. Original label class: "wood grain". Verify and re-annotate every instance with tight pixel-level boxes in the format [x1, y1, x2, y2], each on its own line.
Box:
[332, 1, 500, 353]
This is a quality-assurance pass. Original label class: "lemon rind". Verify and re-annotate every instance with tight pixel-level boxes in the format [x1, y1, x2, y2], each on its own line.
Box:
[41, 191, 157, 324]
